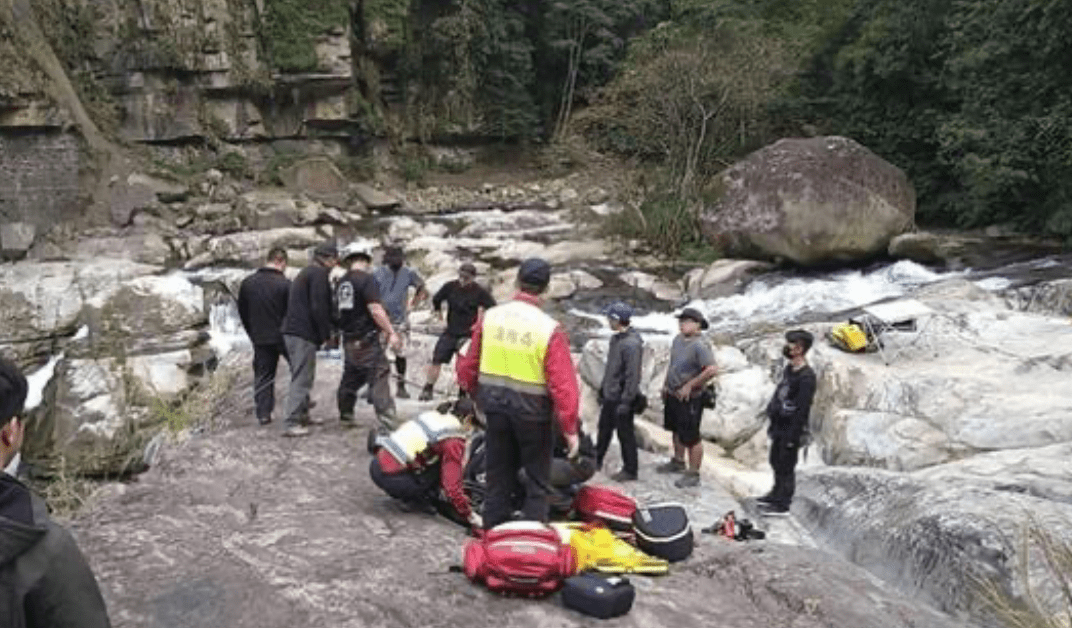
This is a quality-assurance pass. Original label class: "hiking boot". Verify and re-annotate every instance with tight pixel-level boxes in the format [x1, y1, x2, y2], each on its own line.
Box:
[755, 494, 775, 504]
[257, 415, 272, 426]
[674, 470, 701, 488]
[757, 502, 790, 517]
[396, 384, 410, 399]
[339, 413, 356, 428]
[304, 415, 326, 426]
[611, 470, 638, 483]
[283, 425, 310, 438]
[417, 384, 434, 402]
[655, 458, 686, 474]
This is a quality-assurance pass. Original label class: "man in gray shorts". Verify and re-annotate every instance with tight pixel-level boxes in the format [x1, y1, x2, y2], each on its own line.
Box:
[373, 246, 429, 398]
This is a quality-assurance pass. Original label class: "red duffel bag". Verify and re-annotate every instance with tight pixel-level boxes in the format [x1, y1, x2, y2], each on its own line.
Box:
[463, 522, 577, 597]
[572, 485, 637, 531]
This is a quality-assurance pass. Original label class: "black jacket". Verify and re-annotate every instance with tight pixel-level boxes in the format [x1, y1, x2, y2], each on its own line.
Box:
[237, 267, 290, 346]
[280, 263, 334, 345]
[766, 364, 817, 443]
[0, 475, 111, 628]
[432, 281, 496, 336]
[600, 327, 643, 409]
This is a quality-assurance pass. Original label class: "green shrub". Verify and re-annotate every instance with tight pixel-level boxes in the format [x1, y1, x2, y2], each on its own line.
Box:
[605, 191, 719, 263]
[216, 151, 250, 178]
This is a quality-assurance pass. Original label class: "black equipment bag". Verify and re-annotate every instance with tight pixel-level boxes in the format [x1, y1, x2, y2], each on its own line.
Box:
[632, 503, 693, 562]
[561, 573, 635, 619]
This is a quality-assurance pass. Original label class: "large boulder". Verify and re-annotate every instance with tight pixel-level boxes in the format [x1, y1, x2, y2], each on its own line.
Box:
[683, 259, 773, 299]
[279, 157, 352, 208]
[796, 461, 1072, 619]
[184, 227, 329, 268]
[700, 137, 915, 265]
[0, 222, 36, 260]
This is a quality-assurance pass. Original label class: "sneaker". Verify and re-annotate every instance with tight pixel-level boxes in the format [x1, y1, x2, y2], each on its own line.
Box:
[610, 470, 638, 483]
[257, 416, 272, 426]
[417, 385, 434, 402]
[674, 470, 701, 488]
[757, 502, 790, 517]
[283, 425, 310, 437]
[339, 413, 356, 428]
[396, 385, 410, 399]
[304, 415, 326, 426]
[655, 458, 686, 474]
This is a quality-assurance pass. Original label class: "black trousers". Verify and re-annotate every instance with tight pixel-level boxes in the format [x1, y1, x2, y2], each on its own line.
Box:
[252, 342, 288, 420]
[768, 437, 800, 509]
[483, 412, 554, 529]
[595, 402, 638, 476]
[337, 334, 396, 428]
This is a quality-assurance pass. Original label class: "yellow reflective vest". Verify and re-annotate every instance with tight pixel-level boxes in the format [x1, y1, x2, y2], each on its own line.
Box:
[379, 411, 464, 467]
[477, 300, 558, 398]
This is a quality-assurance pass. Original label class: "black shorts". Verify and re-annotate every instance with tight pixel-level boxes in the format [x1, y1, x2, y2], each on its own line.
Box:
[432, 333, 468, 365]
[663, 395, 704, 447]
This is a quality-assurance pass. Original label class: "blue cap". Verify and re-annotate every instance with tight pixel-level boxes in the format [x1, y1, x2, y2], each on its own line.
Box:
[517, 258, 552, 288]
[603, 301, 633, 323]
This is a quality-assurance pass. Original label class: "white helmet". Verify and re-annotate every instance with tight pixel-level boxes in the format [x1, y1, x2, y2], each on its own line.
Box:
[339, 241, 371, 261]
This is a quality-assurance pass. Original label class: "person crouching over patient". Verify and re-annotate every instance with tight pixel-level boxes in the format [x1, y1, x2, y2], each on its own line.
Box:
[369, 398, 484, 530]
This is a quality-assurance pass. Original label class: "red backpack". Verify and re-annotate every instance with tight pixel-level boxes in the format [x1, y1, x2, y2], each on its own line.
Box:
[463, 522, 577, 597]
[572, 486, 637, 531]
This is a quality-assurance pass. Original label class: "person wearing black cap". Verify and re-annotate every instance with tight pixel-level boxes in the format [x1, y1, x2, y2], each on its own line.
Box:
[0, 357, 112, 628]
[419, 262, 495, 402]
[595, 301, 644, 482]
[369, 398, 484, 530]
[334, 243, 402, 435]
[280, 241, 338, 437]
[237, 247, 291, 426]
[757, 329, 817, 516]
[456, 257, 581, 528]
[657, 307, 719, 488]
[373, 246, 429, 399]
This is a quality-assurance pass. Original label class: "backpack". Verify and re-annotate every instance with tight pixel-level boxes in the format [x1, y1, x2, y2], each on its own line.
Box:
[830, 322, 868, 352]
[463, 522, 577, 597]
[572, 485, 637, 531]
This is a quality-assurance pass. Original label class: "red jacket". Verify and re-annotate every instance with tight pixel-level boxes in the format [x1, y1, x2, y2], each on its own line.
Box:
[456, 292, 579, 436]
[375, 437, 470, 520]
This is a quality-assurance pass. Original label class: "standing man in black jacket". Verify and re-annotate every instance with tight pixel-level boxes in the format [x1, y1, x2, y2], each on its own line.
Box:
[758, 329, 818, 516]
[0, 357, 112, 628]
[334, 243, 402, 435]
[595, 302, 644, 482]
[237, 247, 291, 426]
[418, 263, 495, 401]
[280, 242, 338, 437]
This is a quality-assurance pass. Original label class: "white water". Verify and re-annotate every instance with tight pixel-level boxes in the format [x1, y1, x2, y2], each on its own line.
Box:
[574, 260, 985, 337]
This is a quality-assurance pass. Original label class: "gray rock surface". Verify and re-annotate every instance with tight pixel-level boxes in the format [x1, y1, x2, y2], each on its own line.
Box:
[701, 137, 915, 265]
[0, 221, 36, 260]
[279, 157, 352, 208]
[71, 358, 970, 628]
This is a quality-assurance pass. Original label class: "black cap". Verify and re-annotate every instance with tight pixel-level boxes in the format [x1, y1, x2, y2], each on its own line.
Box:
[313, 241, 338, 259]
[517, 258, 551, 288]
[785, 329, 814, 352]
[0, 357, 28, 426]
[676, 307, 709, 330]
[459, 263, 477, 278]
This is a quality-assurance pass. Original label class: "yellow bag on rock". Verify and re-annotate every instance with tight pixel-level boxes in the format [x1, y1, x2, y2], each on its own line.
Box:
[553, 524, 669, 575]
[831, 322, 868, 352]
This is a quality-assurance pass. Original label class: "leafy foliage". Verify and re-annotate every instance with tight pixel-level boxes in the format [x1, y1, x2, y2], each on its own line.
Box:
[263, 0, 348, 73]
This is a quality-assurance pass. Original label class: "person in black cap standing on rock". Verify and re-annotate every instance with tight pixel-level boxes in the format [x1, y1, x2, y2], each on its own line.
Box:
[456, 258, 580, 528]
[656, 307, 718, 488]
[0, 357, 112, 628]
[757, 329, 817, 516]
[237, 247, 291, 426]
[334, 243, 402, 435]
[419, 262, 496, 401]
[280, 241, 338, 437]
[595, 301, 644, 482]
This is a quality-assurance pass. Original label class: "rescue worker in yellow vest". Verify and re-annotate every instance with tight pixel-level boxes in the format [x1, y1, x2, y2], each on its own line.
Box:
[456, 257, 580, 529]
[369, 398, 483, 530]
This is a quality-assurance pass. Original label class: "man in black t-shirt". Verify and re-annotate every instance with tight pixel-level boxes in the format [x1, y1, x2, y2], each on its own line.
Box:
[757, 329, 818, 516]
[335, 244, 402, 433]
[418, 263, 496, 401]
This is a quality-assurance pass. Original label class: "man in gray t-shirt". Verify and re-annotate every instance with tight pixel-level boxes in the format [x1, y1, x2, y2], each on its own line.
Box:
[657, 307, 718, 488]
[373, 246, 429, 398]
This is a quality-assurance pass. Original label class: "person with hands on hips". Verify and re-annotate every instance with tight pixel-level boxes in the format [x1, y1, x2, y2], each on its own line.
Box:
[456, 258, 580, 528]
[656, 308, 718, 488]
